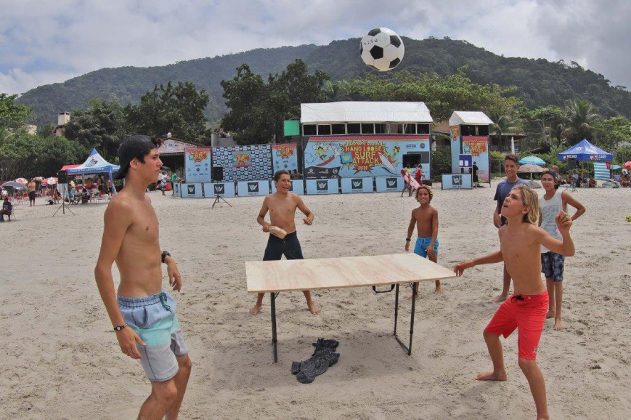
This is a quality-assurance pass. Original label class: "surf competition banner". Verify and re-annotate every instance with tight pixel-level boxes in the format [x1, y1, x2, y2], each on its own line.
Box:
[271, 143, 298, 173]
[450, 128, 490, 183]
[212, 145, 272, 182]
[304, 136, 429, 179]
[185, 147, 211, 182]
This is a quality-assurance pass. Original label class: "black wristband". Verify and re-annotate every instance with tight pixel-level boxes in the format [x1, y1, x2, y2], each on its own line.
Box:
[113, 324, 126, 332]
[161, 250, 171, 264]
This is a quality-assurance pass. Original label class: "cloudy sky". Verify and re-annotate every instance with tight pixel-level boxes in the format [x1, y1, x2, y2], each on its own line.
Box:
[1, 0, 629, 95]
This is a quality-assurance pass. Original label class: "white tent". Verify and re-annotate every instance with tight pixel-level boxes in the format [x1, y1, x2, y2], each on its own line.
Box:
[300, 101, 433, 123]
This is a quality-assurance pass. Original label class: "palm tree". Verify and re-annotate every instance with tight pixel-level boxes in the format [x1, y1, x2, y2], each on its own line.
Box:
[489, 112, 521, 152]
[561, 100, 599, 145]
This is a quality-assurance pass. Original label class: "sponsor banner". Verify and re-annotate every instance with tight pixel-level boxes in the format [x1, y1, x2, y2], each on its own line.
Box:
[270, 180, 305, 195]
[202, 182, 236, 198]
[180, 183, 204, 198]
[212, 144, 272, 181]
[441, 174, 473, 190]
[185, 147, 212, 182]
[462, 136, 489, 183]
[340, 177, 373, 193]
[237, 180, 270, 196]
[271, 143, 299, 174]
[304, 137, 430, 179]
[173, 183, 182, 197]
[305, 178, 338, 195]
[375, 176, 401, 192]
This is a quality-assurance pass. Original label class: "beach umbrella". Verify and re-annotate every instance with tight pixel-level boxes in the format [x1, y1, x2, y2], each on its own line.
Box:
[519, 155, 545, 166]
[1, 181, 26, 189]
[15, 177, 28, 184]
[624, 161, 631, 169]
[518, 163, 544, 180]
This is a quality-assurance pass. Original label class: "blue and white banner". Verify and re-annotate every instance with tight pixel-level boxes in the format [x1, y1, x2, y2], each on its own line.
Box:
[340, 177, 373, 193]
[305, 178, 339, 194]
[375, 176, 401, 192]
[184, 147, 211, 182]
[441, 174, 472, 189]
[203, 182, 236, 198]
[181, 183, 204, 198]
[237, 180, 270, 196]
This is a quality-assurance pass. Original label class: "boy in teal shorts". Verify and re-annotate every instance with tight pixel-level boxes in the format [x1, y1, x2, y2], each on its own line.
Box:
[405, 185, 441, 293]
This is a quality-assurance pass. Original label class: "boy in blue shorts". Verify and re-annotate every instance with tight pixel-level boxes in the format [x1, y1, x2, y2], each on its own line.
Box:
[405, 185, 441, 293]
[95, 135, 191, 419]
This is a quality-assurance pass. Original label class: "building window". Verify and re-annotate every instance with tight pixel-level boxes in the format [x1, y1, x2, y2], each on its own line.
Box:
[361, 123, 374, 134]
[303, 125, 316, 136]
[388, 123, 404, 134]
[347, 123, 361, 134]
[375, 123, 386, 134]
[332, 124, 346, 135]
[404, 124, 416, 134]
[416, 124, 430, 134]
[478, 125, 489, 136]
[317, 124, 331, 135]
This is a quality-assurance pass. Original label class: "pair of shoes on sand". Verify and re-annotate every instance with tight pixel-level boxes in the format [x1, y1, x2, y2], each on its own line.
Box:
[291, 339, 340, 384]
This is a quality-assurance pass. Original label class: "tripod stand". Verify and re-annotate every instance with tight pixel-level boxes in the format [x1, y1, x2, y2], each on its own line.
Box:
[52, 183, 76, 217]
[211, 194, 232, 209]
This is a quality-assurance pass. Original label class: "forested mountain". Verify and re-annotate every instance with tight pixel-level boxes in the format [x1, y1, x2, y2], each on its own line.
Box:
[17, 37, 631, 126]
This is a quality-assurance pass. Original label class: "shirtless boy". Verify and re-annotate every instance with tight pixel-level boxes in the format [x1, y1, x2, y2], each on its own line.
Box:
[94, 135, 191, 419]
[405, 185, 441, 293]
[455, 185, 575, 420]
[249, 170, 319, 315]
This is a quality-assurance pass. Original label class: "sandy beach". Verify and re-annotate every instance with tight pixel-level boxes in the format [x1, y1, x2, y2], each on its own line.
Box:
[1, 184, 630, 419]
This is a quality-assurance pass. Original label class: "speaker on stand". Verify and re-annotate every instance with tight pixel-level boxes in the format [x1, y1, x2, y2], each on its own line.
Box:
[210, 167, 231, 209]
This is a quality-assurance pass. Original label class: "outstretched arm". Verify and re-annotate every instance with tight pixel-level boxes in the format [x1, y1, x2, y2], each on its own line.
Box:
[454, 250, 503, 276]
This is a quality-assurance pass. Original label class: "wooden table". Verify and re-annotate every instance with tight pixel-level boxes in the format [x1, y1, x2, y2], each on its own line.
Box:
[246, 253, 457, 362]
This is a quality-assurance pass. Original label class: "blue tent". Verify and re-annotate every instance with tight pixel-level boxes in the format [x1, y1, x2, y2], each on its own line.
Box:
[66, 148, 119, 195]
[557, 139, 612, 162]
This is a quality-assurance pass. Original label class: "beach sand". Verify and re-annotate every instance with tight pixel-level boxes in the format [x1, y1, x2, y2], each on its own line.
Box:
[1, 185, 630, 419]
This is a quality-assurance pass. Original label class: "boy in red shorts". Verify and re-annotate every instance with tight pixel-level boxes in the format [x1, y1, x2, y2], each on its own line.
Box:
[454, 185, 575, 420]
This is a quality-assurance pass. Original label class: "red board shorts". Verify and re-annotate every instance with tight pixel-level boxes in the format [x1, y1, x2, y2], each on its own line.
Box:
[484, 292, 549, 360]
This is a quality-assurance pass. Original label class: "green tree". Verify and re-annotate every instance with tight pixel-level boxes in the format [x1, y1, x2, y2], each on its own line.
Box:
[521, 106, 566, 148]
[614, 144, 631, 164]
[63, 99, 127, 162]
[126, 81, 210, 143]
[592, 116, 631, 152]
[221, 60, 330, 144]
[0, 133, 86, 179]
[562, 99, 599, 145]
[0, 93, 32, 143]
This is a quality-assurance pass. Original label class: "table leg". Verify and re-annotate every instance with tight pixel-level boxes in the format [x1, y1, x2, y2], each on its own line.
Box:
[393, 283, 400, 336]
[394, 282, 418, 355]
[271, 292, 278, 363]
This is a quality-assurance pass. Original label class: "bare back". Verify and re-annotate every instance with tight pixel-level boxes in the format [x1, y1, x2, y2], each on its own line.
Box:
[499, 223, 546, 295]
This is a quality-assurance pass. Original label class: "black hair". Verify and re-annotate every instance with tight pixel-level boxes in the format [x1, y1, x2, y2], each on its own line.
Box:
[115, 135, 162, 179]
[273, 170, 290, 182]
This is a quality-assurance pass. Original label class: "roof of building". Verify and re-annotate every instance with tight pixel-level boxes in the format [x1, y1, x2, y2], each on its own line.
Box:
[448, 111, 493, 126]
[300, 101, 433, 124]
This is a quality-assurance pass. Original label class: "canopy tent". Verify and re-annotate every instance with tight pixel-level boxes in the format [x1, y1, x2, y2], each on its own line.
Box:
[558, 139, 612, 162]
[64, 149, 120, 196]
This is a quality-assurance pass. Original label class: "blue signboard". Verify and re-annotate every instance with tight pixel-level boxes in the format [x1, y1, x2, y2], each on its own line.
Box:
[340, 177, 374, 193]
[375, 176, 401, 192]
[181, 183, 204, 198]
[271, 143, 299, 174]
[237, 180, 270, 196]
[203, 182, 236, 198]
[270, 180, 305, 195]
[184, 147, 212, 182]
[305, 179, 339, 194]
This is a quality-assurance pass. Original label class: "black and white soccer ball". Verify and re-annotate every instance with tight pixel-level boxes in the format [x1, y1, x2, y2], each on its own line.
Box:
[360, 27, 404, 72]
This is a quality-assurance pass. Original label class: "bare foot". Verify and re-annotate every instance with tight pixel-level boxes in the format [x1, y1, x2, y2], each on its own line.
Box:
[494, 294, 508, 303]
[307, 301, 321, 315]
[476, 371, 507, 381]
[249, 304, 262, 315]
[553, 319, 563, 330]
[546, 311, 556, 319]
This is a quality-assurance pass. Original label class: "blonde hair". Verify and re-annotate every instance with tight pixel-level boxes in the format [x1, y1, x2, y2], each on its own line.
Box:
[514, 185, 539, 224]
[416, 185, 433, 202]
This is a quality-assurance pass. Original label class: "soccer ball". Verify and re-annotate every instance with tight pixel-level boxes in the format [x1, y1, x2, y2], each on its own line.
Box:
[360, 27, 405, 72]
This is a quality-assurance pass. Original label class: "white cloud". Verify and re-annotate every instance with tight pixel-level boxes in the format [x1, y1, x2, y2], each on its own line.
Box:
[0, 0, 629, 94]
